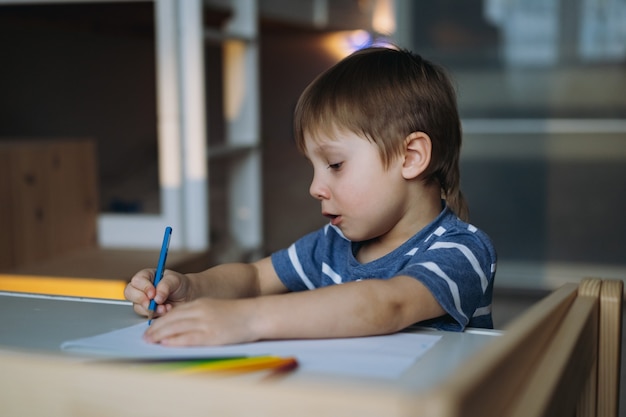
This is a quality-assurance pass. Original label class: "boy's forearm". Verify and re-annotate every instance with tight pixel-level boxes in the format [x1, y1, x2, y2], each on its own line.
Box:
[187, 263, 262, 300]
[249, 276, 441, 340]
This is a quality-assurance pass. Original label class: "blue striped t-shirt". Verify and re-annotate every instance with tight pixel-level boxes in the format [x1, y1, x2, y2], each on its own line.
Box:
[271, 206, 497, 331]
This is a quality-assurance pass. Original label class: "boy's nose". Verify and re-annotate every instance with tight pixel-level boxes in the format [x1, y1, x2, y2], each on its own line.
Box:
[309, 176, 329, 200]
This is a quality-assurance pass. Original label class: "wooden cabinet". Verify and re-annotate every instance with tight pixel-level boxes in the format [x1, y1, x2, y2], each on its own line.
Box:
[0, 139, 98, 270]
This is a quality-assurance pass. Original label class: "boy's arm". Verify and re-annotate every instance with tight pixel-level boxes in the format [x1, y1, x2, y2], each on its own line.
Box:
[143, 273, 444, 346]
[249, 274, 444, 340]
[127, 257, 289, 318]
[187, 256, 289, 299]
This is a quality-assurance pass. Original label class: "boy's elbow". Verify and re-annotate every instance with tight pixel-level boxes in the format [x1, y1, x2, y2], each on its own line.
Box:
[374, 277, 445, 332]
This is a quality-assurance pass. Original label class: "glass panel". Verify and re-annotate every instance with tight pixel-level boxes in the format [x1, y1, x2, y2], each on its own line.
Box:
[403, 0, 626, 285]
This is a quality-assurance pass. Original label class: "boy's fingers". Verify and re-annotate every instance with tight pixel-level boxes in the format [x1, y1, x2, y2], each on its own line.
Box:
[159, 332, 202, 347]
[154, 280, 173, 304]
[132, 303, 148, 317]
[143, 282, 157, 299]
[128, 270, 156, 293]
[124, 283, 148, 304]
[153, 272, 183, 303]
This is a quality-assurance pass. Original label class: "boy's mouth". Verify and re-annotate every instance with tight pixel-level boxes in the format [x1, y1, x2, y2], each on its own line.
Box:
[324, 213, 341, 226]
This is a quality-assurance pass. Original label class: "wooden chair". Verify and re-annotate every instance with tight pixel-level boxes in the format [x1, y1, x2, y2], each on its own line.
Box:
[418, 278, 624, 417]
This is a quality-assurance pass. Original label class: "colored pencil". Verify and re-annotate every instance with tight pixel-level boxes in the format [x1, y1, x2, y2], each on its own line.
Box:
[147, 226, 172, 324]
[111, 355, 299, 376]
[173, 355, 298, 375]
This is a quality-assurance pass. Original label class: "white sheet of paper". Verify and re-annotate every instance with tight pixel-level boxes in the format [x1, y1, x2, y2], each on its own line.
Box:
[61, 323, 441, 379]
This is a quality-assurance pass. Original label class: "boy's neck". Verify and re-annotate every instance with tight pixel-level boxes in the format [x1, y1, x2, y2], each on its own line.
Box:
[356, 184, 442, 264]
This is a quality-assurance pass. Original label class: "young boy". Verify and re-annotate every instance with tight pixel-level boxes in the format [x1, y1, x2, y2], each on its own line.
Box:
[125, 46, 497, 347]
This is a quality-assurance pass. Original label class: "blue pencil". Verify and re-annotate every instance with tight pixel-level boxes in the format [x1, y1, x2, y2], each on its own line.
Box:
[147, 226, 172, 325]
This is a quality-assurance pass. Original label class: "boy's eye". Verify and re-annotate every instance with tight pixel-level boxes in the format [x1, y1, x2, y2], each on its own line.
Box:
[327, 162, 343, 170]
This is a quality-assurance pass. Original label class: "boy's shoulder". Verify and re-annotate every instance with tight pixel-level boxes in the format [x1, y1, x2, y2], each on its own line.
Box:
[421, 207, 496, 257]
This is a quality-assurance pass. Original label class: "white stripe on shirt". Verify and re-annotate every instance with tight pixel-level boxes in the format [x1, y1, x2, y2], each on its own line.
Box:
[473, 305, 491, 317]
[419, 261, 468, 325]
[428, 241, 489, 293]
[322, 263, 343, 284]
[288, 244, 315, 290]
[325, 224, 349, 241]
[424, 226, 447, 243]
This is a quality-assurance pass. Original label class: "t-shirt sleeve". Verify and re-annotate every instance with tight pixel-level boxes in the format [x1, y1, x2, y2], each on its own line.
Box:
[271, 228, 326, 291]
[399, 229, 496, 331]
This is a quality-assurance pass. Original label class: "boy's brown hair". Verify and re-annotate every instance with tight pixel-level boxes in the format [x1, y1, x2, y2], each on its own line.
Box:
[294, 46, 469, 221]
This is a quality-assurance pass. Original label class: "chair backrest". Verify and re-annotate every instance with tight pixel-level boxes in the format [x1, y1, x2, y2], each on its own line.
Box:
[418, 278, 623, 417]
[598, 279, 623, 417]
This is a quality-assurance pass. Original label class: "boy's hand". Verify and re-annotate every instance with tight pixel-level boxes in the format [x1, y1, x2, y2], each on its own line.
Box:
[142, 297, 259, 346]
[124, 269, 192, 318]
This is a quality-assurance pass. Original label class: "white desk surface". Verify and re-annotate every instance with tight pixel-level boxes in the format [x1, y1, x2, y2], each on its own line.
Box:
[0, 291, 500, 393]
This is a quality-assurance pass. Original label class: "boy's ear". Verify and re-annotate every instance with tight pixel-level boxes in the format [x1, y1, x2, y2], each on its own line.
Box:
[401, 131, 432, 180]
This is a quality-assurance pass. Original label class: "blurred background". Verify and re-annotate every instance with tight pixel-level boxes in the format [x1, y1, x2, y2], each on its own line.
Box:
[0, 0, 625, 310]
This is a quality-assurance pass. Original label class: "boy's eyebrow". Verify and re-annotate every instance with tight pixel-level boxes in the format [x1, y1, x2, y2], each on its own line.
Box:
[306, 144, 338, 161]
[303, 133, 346, 157]
[311, 142, 343, 154]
